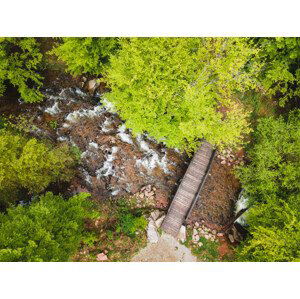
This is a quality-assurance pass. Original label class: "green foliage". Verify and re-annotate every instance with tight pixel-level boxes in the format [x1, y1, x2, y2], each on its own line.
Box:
[0, 128, 76, 196]
[236, 111, 300, 261]
[237, 195, 300, 262]
[49, 120, 58, 130]
[106, 38, 257, 152]
[0, 192, 97, 262]
[115, 200, 147, 237]
[49, 37, 119, 76]
[254, 37, 300, 106]
[237, 111, 300, 202]
[0, 37, 43, 103]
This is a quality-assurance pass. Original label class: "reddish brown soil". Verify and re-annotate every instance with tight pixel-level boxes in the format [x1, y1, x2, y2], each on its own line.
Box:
[188, 157, 241, 230]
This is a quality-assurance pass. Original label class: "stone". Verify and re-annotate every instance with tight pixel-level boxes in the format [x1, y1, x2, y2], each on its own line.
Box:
[194, 222, 199, 228]
[147, 219, 159, 243]
[217, 233, 224, 237]
[150, 210, 161, 221]
[193, 228, 198, 236]
[155, 215, 165, 228]
[96, 253, 108, 261]
[192, 234, 200, 243]
[178, 225, 186, 243]
[87, 79, 100, 93]
[228, 234, 235, 243]
[221, 160, 226, 165]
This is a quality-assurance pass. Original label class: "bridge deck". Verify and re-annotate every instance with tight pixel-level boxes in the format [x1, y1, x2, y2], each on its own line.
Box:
[161, 141, 214, 237]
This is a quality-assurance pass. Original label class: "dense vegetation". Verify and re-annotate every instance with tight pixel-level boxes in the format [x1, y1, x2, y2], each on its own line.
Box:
[0, 192, 97, 262]
[0, 38, 43, 103]
[0, 127, 76, 207]
[236, 112, 300, 261]
[49, 37, 119, 76]
[0, 37, 299, 262]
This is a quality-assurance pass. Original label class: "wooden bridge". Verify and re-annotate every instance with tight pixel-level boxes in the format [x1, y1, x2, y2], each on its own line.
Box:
[161, 141, 215, 237]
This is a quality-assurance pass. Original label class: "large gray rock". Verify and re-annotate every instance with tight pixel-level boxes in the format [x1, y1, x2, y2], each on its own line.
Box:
[155, 215, 165, 228]
[178, 225, 186, 243]
[147, 219, 159, 243]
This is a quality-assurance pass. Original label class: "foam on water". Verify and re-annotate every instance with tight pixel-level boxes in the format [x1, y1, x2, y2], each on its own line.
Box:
[45, 102, 61, 115]
[96, 146, 119, 178]
[117, 124, 133, 144]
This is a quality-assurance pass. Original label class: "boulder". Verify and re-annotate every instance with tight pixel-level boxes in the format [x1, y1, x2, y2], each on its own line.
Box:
[178, 225, 186, 243]
[150, 210, 161, 221]
[87, 79, 100, 93]
[155, 215, 165, 228]
[96, 253, 108, 261]
[147, 219, 159, 243]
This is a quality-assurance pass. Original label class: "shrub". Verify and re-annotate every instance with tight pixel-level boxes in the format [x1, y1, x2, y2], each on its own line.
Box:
[106, 38, 257, 152]
[49, 37, 119, 76]
[115, 200, 147, 237]
[0, 128, 76, 196]
[0, 37, 43, 103]
[0, 192, 97, 262]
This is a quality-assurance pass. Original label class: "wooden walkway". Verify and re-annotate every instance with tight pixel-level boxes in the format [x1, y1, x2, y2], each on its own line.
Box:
[161, 141, 215, 237]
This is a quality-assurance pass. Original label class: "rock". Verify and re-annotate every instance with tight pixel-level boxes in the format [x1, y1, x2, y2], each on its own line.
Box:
[87, 79, 100, 93]
[194, 222, 199, 228]
[147, 219, 159, 243]
[192, 234, 200, 243]
[204, 234, 210, 240]
[193, 228, 198, 236]
[96, 253, 108, 261]
[217, 233, 224, 237]
[221, 160, 226, 165]
[155, 215, 165, 228]
[178, 225, 186, 243]
[212, 230, 216, 235]
[150, 210, 161, 221]
[228, 234, 235, 243]
[139, 193, 144, 199]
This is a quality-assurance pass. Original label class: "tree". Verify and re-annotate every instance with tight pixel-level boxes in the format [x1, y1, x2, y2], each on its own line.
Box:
[0, 192, 98, 262]
[0, 128, 76, 197]
[49, 37, 119, 76]
[253, 37, 300, 106]
[105, 38, 259, 152]
[0, 37, 43, 103]
[236, 110, 300, 261]
[237, 111, 300, 203]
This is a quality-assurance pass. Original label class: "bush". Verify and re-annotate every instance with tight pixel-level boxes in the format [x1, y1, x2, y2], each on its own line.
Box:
[0, 192, 98, 262]
[0, 128, 76, 196]
[236, 111, 300, 261]
[49, 37, 119, 76]
[0, 37, 43, 103]
[106, 38, 257, 152]
[115, 200, 147, 237]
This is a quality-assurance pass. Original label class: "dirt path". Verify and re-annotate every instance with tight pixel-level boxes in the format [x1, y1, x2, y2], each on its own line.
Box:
[131, 233, 196, 262]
